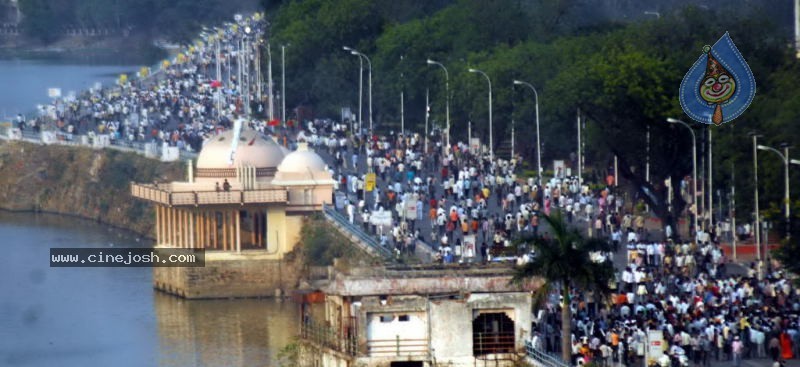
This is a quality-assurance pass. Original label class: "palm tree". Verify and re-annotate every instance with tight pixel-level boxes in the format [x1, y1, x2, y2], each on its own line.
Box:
[512, 211, 617, 362]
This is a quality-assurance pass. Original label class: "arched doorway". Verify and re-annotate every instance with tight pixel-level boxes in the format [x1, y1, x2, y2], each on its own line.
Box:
[472, 312, 515, 355]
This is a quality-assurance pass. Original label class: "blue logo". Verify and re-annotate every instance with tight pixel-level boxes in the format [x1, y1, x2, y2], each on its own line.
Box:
[679, 32, 756, 125]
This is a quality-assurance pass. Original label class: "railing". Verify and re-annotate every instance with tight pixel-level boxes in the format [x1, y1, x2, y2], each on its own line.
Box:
[1, 127, 197, 161]
[367, 337, 429, 357]
[300, 319, 357, 356]
[473, 332, 515, 356]
[322, 203, 394, 260]
[524, 339, 571, 367]
[130, 183, 287, 206]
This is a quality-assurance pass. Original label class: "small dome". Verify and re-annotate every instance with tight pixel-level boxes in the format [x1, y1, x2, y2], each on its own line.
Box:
[272, 143, 334, 186]
[277, 143, 327, 173]
[197, 129, 286, 169]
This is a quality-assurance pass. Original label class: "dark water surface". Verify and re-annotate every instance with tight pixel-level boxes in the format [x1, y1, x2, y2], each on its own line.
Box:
[0, 212, 298, 367]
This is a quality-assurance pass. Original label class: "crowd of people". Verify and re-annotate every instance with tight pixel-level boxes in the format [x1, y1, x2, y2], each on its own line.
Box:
[15, 13, 269, 154]
[531, 227, 797, 367]
[7, 11, 796, 367]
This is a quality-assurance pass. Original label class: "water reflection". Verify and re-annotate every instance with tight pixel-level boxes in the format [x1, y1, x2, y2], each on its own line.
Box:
[155, 293, 299, 367]
[0, 212, 299, 367]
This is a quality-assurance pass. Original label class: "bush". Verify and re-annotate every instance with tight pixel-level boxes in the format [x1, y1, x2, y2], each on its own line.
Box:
[298, 214, 372, 267]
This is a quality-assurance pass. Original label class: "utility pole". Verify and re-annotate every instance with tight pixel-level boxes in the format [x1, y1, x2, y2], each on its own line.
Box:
[753, 134, 762, 279]
[400, 55, 405, 134]
[709, 128, 714, 231]
[731, 171, 737, 260]
[400, 91, 404, 134]
[425, 88, 429, 154]
[795, 0, 800, 57]
[577, 108, 582, 184]
[511, 119, 515, 160]
[281, 45, 287, 126]
[216, 38, 222, 119]
[267, 43, 274, 121]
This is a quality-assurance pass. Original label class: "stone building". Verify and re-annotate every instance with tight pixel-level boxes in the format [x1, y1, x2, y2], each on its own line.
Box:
[299, 266, 539, 367]
[131, 128, 334, 298]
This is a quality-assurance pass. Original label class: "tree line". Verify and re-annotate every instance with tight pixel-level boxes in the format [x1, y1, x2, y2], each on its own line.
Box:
[17, 0, 262, 43]
[265, 0, 800, 240]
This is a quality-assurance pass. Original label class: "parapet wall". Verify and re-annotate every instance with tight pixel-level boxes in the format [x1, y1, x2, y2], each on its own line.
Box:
[154, 256, 302, 299]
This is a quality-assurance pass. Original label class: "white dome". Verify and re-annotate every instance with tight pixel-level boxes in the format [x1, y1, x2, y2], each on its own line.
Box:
[277, 147, 326, 173]
[197, 129, 286, 169]
[272, 143, 334, 186]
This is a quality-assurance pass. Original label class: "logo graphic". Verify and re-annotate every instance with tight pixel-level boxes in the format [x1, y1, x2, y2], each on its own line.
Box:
[679, 32, 755, 125]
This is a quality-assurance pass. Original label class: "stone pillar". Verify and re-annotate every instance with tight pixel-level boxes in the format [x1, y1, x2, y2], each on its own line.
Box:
[155, 205, 161, 245]
[213, 211, 219, 250]
[222, 211, 229, 251]
[168, 207, 175, 247]
[189, 210, 195, 248]
[236, 210, 241, 253]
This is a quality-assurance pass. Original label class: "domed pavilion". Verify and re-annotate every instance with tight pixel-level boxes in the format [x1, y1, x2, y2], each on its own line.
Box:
[130, 127, 335, 298]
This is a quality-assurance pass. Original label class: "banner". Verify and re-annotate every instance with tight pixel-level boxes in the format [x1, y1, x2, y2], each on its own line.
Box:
[647, 329, 664, 364]
[463, 235, 476, 258]
[365, 173, 376, 192]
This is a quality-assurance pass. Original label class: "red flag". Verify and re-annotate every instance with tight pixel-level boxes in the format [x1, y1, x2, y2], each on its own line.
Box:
[268, 119, 280, 126]
[210, 80, 222, 88]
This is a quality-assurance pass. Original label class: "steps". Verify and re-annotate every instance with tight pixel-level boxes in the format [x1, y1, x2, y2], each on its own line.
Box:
[322, 204, 394, 260]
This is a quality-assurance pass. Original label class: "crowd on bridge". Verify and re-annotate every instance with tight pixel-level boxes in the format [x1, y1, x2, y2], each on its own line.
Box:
[13, 13, 270, 154]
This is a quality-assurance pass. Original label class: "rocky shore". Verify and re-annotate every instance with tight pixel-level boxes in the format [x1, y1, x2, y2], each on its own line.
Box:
[0, 140, 182, 236]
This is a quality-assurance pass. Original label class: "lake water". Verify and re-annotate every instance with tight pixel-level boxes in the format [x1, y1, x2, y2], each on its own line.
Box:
[0, 211, 298, 367]
[0, 56, 141, 120]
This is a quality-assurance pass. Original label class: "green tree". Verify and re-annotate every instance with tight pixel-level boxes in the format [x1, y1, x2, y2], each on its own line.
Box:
[512, 212, 616, 362]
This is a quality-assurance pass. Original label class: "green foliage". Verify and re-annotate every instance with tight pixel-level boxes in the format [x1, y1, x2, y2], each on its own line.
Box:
[17, 0, 262, 43]
[513, 211, 617, 303]
[513, 211, 616, 360]
[297, 213, 370, 267]
[276, 341, 300, 367]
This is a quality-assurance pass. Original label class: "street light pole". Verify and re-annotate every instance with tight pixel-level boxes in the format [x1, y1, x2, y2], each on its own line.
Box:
[281, 45, 287, 126]
[752, 133, 763, 278]
[709, 128, 714, 230]
[667, 118, 698, 235]
[757, 143, 792, 240]
[400, 55, 405, 135]
[644, 11, 661, 19]
[345, 48, 373, 133]
[468, 68, 493, 162]
[343, 46, 362, 134]
[427, 59, 450, 155]
[513, 80, 542, 185]
[267, 43, 273, 121]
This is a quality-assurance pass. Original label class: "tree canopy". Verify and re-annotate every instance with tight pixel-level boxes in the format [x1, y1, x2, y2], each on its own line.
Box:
[267, 0, 800, 239]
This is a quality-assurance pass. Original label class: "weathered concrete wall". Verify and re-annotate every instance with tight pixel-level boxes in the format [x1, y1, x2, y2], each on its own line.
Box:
[326, 273, 540, 296]
[153, 255, 301, 299]
[343, 292, 531, 367]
